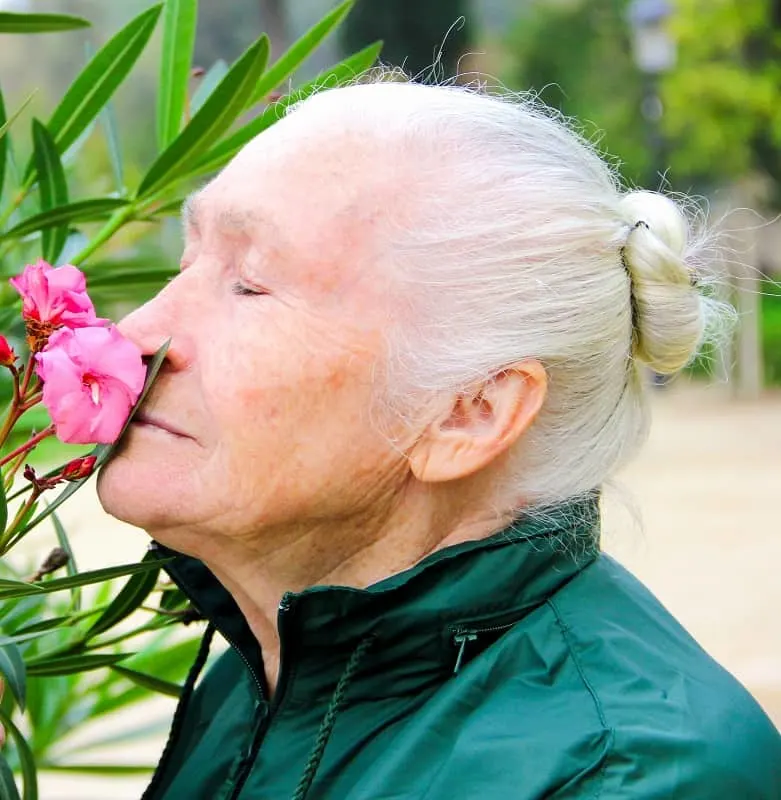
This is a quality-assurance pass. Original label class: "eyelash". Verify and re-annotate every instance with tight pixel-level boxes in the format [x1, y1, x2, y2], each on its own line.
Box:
[231, 282, 267, 297]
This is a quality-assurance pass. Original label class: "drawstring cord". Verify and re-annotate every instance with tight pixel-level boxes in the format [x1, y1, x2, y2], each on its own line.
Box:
[141, 623, 216, 800]
[291, 633, 376, 800]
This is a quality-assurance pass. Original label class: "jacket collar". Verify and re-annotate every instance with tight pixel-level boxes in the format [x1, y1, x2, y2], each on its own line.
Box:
[152, 494, 600, 702]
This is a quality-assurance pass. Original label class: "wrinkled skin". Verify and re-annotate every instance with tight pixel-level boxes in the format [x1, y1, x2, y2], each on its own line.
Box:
[97, 86, 547, 689]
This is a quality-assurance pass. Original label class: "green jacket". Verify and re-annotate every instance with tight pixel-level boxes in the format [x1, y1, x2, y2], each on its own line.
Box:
[144, 498, 781, 799]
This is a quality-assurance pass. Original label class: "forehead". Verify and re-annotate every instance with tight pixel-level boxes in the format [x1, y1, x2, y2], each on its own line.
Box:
[186, 103, 432, 305]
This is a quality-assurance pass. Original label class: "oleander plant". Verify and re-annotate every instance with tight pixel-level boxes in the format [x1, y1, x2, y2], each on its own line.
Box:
[0, 3, 380, 796]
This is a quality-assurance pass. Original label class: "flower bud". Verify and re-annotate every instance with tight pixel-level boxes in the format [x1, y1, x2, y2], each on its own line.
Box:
[61, 455, 97, 481]
[0, 335, 16, 368]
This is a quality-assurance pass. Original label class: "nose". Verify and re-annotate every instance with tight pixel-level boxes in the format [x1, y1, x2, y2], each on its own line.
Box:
[117, 278, 193, 371]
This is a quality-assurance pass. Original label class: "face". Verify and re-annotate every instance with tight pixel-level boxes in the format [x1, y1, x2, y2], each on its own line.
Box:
[97, 98, 424, 554]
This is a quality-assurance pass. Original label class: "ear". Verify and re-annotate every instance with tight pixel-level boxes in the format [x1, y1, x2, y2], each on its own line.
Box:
[408, 360, 547, 483]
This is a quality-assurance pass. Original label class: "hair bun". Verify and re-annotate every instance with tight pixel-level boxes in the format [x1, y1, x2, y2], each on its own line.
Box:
[618, 191, 703, 374]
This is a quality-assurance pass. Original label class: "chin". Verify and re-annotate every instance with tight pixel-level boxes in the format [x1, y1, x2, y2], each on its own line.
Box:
[96, 455, 173, 532]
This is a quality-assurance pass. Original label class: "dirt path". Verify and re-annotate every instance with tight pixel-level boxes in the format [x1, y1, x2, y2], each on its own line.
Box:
[19, 381, 781, 798]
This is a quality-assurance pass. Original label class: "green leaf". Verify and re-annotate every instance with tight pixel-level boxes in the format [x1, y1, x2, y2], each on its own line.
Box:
[0, 560, 168, 600]
[190, 59, 228, 115]
[26, 651, 131, 677]
[0, 459, 6, 537]
[85, 553, 160, 639]
[246, 0, 356, 108]
[42, 5, 162, 161]
[0, 12, 89, 33]
[36, 764, 155, 776]
[0, 629, 60, 646]
[0, 86, 6, 205]
[137, 34, 270, 198]
[31, 119, 68, 263]
[0, 708, 35, 800]
[13, 606, 105, 635]
[0, 579, 43, 595]
[157, 0, 198, 151]
[110, 664, 182, 697]
[2, 198, 128, 240]
[0, 91, 35, 144]
[100, 101, 124, 193]
[0, 752, 21, 800]
[50, 507, 80, 611]
[0, 641, 25, 709]
[191, 41, 383, 178]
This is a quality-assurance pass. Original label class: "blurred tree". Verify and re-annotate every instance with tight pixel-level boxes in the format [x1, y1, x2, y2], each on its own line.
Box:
[504, 0, 781, 200]
[663, 0, 781, 200]
[340, 0, 473, 80]
[507, 0, 650, 185]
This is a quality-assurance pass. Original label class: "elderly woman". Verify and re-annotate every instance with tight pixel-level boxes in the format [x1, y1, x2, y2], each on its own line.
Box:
[97, 81, 781, 799]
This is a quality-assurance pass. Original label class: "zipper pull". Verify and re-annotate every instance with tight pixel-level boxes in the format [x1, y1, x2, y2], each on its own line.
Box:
[453, 631, 478, 674]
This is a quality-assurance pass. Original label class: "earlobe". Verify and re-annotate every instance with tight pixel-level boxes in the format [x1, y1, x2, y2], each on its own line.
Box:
[408, 361, 548, 483]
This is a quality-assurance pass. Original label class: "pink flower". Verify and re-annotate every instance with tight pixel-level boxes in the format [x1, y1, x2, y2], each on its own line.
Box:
[35, 326, 146, 444]
[10, 259, 103, 329]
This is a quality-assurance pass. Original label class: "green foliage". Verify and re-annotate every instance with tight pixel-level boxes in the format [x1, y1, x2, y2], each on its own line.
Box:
[0, 13, 89, 34]
[761, 281, 781, 383]
[157, 0, 199, 151]
[503, 0, 781, 195]
[662, 0, 781, 193]
[0, 1, 375, 795]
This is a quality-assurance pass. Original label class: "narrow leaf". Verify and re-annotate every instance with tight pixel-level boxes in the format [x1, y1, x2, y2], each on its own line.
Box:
[2, 198, 128, 240]
[50, 507, 80, 611]
[26, 651, 131, 677]
[0, 86, 6, 204]
[0, 642, 25, 709]
[13, 606, 106, 635]
[0, 459, 7, 535]
[100, 101, 124, 193]
[190, 59, 228, 115]
[0, 579, 43, 594]
[42, 5, 162, 161]
[0, 560, 168, 600]
[0, 752, 21, 800]
[246, 0, 355, 107]
[85, 554, 160, 639]
[157, 0, 198, 150]
[0, 629, 60, 646]
[137, 34, 270, 198]
[0, 91, 36, 143]
[0, 708, 35, 800]
[0, 12, 89, 33]
[110, 665, 182, 697]
[191, 42, 382, 178]
[35, 764, 154, 776]
[31, 120, 68, 263]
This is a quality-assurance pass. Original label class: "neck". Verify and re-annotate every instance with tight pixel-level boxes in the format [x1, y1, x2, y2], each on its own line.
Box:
[156, 479, 513, 694]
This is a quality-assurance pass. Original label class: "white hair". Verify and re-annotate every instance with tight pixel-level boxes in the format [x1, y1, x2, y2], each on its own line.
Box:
[292, 80, 732, 507]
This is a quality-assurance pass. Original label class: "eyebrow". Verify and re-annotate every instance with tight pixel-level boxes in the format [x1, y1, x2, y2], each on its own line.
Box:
[181, 192, 290, 252]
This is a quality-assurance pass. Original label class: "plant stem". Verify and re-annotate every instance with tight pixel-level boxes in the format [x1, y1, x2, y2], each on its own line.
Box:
[70, 205, 136, 266]
[0, 488, 41, 553]
[0, 424, 55, 467]
[3, 447, 29, 492]
[18, 357, 37, 400]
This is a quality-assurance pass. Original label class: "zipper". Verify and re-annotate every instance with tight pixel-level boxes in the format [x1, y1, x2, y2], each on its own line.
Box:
[151, 545, 267, 703]
[226, 591, 296, 800]
[451, 621, 517, 675]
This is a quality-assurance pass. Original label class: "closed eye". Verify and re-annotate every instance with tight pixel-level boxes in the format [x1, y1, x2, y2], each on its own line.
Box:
[231, 282, 268, 297]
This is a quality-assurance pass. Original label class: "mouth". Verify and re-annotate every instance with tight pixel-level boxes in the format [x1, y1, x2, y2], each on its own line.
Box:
[131, 412, 191, 440]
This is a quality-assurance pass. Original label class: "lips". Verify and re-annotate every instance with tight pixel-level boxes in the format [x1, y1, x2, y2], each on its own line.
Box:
[132, 412, 191, 439]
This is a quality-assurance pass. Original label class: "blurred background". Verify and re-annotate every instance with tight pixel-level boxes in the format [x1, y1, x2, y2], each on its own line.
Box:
[0, 0, 778, 797]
